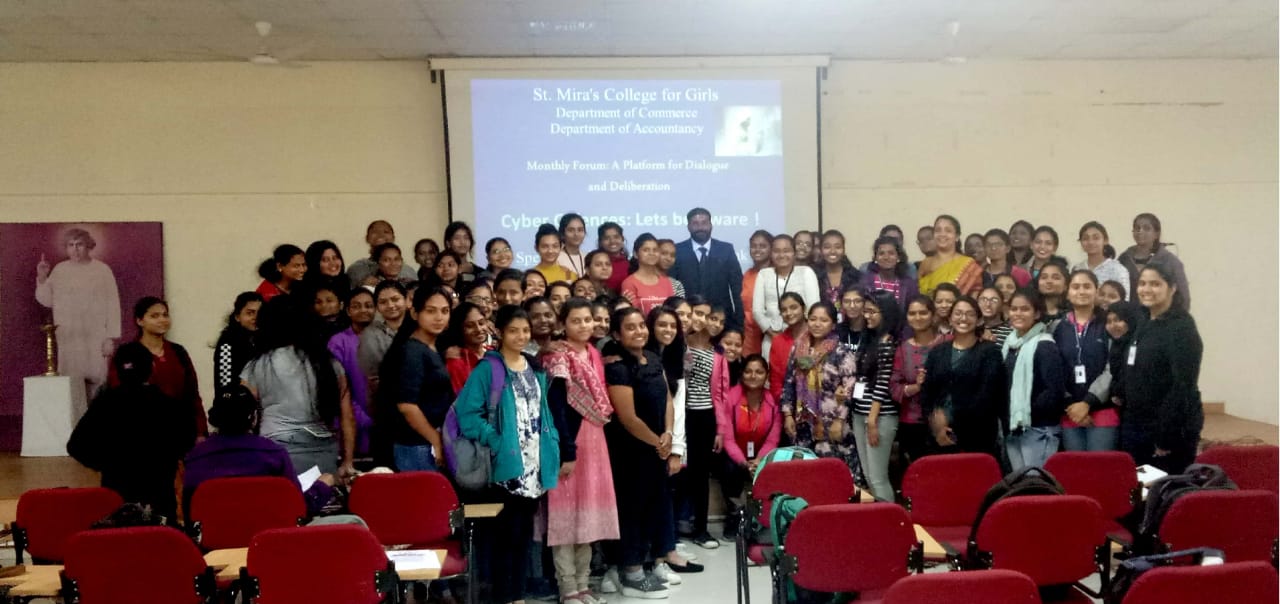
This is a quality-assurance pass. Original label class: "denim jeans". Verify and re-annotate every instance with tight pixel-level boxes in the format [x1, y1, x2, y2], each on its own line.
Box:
[393, 443, 438, 472]
[274, 429, 339, 475]
[1062, 426, 1119, 452]
[852, 414, 899, 502]
[1005, 426, 1062, 471]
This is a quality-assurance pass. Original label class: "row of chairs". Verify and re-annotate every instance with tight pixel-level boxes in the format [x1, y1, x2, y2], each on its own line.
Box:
[62, 523, 400, 603]
[10, 472, 472, 603]
[736, 446, 1279, 603]
[874, 562, 1279, 604]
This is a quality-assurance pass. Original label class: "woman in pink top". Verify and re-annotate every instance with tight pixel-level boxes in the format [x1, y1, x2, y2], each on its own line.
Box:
[715, 354, 780, 539]
[890, 295, 942, 477]
[620, 234, 674, 316]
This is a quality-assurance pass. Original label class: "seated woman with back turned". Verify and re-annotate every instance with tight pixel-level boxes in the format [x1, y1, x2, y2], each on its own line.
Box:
[183, 385, 335, 516]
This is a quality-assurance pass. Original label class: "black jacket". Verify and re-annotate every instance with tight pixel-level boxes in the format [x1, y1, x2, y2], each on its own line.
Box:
[1121, 307, 1204, 450]
[1003, 340, 1068, 428]
[921, 341, 1007, 453]
[668, 238, 745, 330]
[1052, 313, 1111, 411]
[214, 324, 257, 391]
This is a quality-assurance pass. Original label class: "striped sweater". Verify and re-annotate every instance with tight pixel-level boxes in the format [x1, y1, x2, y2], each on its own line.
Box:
[850, 339, 898, 416]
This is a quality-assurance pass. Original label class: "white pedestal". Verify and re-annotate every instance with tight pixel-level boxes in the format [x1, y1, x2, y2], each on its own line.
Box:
[21, 375, 88, 457]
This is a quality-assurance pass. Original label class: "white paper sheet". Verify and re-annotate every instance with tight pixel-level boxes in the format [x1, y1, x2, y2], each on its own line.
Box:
[297, 465, 322, 492]
[386, 550, 441, 571]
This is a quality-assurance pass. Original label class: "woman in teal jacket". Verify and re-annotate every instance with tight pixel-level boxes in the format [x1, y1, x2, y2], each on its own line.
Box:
[455, 305, 564, 604]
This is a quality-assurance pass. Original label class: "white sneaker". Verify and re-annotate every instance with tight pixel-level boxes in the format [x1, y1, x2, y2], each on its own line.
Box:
[653, 562, 683, 586]
[674, 542, 699, 561]
[600, 568, 620, 594]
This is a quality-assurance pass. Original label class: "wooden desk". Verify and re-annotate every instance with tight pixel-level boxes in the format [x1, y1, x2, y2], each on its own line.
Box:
[463, 503, 503, 519]
[0, 564, 63, 598]
[203, 548, 447, 582]
[204, 547, 249, 582]
[913, 524, 946, 559]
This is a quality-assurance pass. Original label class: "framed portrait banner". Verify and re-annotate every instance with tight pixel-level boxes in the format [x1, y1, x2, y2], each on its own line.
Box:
[0, 222, 164, 451]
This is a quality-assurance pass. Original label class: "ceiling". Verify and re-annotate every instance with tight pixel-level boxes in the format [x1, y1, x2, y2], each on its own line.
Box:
[0, 0, 1275, 63]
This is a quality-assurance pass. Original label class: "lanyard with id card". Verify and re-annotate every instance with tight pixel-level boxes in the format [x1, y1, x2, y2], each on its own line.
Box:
[1127, 344, 1137, 366]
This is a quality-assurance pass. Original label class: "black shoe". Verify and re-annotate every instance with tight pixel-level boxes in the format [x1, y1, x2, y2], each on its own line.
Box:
[667, 560, 704, 573]
[692, 532, 721, 549]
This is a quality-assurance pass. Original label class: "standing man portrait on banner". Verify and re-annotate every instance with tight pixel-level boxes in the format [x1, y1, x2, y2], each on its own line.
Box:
[669, 207, 745, 330]
[35, 227, 122, 398]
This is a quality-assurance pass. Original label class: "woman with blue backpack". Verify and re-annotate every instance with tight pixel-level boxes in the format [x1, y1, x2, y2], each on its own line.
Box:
[455, 305, 566, 604]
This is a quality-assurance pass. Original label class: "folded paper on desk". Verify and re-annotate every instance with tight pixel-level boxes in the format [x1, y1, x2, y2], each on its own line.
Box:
[386, 550, 441, 571]
[298, 466, 322, 492]
[1136, 464, 1169, 499]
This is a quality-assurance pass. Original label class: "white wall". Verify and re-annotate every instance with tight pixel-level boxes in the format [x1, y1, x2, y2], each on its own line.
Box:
[0, 62, 448, 428]
[0, 58, 1274, 427]
[823, 59, 1279, 424]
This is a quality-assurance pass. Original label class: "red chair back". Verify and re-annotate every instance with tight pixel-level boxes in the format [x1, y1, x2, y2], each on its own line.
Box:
[1122, 561, 1279, 604]
[1044, 451, 1139, 521]
[64, 526, 211, 604]
[248, 525, 391, 604]
[189, 476, 306, 550]
[974, 495, 1105, 586]
[902, 453, 1003, 526]
[883, 569, 1041, 604]
[15, 487, 123, 562]
[785, 503, 916, 593]
[348, 471, 459, 545]
[751, 458, 855, 527]
[1159, 490, 1279, 563]
[1196, 445, 1279, 494]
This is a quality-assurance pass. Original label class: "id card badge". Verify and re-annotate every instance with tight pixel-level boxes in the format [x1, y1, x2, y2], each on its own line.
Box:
[1127, 345, 1137, 366]
[746, 441, 756, 459]
[852, 381, 867, 400]
[1074, 365, 1087, 384]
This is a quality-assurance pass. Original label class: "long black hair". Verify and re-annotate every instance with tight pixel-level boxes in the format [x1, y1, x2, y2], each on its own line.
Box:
[646, 304, 686, 396]
[858, 291, 902, 381]
[253, 296, 341, 423]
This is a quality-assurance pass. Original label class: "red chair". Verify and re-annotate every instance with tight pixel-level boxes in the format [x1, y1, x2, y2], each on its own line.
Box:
[241, 525, 397, 604]
[1196, 445, 1279, 494]
[773, 503, 923, 602]
[972, 495, 1107, 602]
[61, 526, 216, 604]
[13, 487, 123, 563]
[883, 569, 1041, 604]
[1044, 451, 1141, 546]
[187, 477, 306, 550]
[737, 458, 857, 604]
[1158, 490, 1279, 565]
[902, 453, 1003, 563]
[347, 472, 467, 594]
[1121, 561, 1279, 603]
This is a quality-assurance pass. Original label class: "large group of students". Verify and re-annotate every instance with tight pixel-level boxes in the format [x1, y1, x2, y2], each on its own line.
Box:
[66, 208, 1202, 603]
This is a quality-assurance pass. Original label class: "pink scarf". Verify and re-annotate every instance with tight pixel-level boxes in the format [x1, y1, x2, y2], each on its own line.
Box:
[543, 346, 613, 426]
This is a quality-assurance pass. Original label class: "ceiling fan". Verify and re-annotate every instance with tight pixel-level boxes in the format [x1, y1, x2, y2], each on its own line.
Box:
[246, 21, 311, 67]
[177, 21, 311, 67]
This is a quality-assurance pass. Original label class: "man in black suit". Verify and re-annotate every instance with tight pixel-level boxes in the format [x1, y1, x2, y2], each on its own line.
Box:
[669, 208, 745, 330]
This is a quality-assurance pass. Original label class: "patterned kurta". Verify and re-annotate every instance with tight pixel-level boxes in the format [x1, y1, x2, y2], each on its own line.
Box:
[780, 334, 865, 485]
